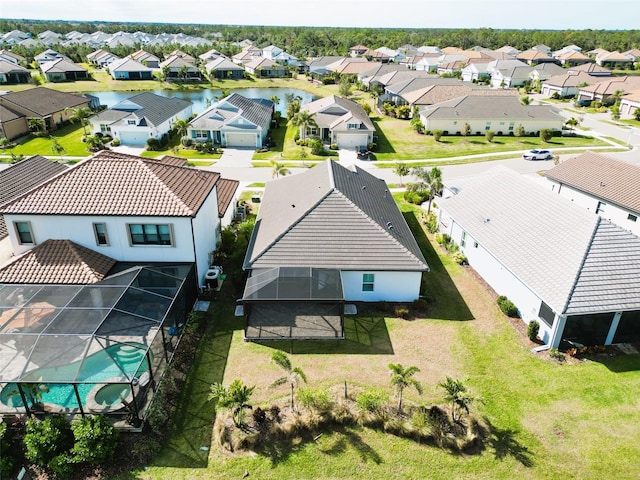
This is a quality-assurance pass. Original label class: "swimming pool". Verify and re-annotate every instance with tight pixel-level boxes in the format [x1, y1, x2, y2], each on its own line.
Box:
[0, 342, 150, 409]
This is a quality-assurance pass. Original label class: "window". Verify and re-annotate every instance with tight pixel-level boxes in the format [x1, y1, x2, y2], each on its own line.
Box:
[461, 231, 467, 248]
[194, 130, 208, 139]
[347, 123, 359, 130]
[485, 122, 491, 130]
[538, 302, 555, 327]
[100, 124, 111, 133]
[362, 273, 375, 292]
[14, 221, 34, 244]
[628, 213, 638, 222]
[93, 223, 109, 246]
[596, 201, 606, 214]
[508, 122, 515, 131]
[128, 224, 173, 246]
[127, 120, 136, 125]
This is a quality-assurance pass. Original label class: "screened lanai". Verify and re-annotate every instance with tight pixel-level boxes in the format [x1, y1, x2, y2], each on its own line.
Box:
[0, 264, 196, 426]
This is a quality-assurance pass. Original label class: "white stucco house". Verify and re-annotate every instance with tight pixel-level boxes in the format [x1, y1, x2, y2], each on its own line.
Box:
[419, 95, 564, 136]
[439, 168, 640, 349]
[88, 92, 192, 146]
[187, 93, 272, 148]
[241, 160, 429, 340]
[545, 152, 640, 236]
[0, 150, 239, 287]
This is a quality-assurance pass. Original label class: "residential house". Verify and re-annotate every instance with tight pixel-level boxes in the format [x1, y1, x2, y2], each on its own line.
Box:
[374, 47, 404, 63]
[555, 50, 592, 67]
[40, 58, 89, 82]
[0, 149, 238, 287]
[567, 63, 612, 77]
[622, 49, 640, 64]
[34, 49, 67, 65]
[241, 160, 429, 340]
[490, 64, 533, 88]
[399, 85, 516, 113]
[204, 57, 245, 79]
[414, 56, 441, 72]
[159, 55, 202, 81]
[199, 48, 226, 63]
[1, 30, 29, 45]
[327, 57, 374, 76]
[0, 87, 90, 133]
[307, 56, 345, 80]
[128, 49, 161, 68]
[381, 77, 466, 106]
[577, 76, 640, 105]
[545, 152, 640, 235]
[516, 49, 560, 66]
[299, 95, 375, 149]
[244, 57, 287, 78]
[262, 45, 284, 60]
[107, 57, 154, 80]
[419, 95, 563, 135]
[187, 93, 272, 148]
[0, 50, 26, 65]
[528, 62, 566, 85]
[439, 168, 640, 348]
[0, 59, 31, 84]
[88, 92, 192, 146]
[417, 46, 443, 55]
[166, 50, 196, 63]
[495, 45, 520, 56]
[358, 64, 406, 89]
[619, 89, 640, 118]
[349, 45, 370, 57]
[0, 105, 28, 140]
[461, 62, 491, 83]
[400, 53, 440, 70]
[86, 49, 120, 68]
[0, 155, 68, 262]
[596, 51, 634, 69]
[541, 71, 598, 98]
[587, 48, 609, 58]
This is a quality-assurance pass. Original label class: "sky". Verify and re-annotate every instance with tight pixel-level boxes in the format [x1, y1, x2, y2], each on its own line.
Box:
[2, 0, 639, 30]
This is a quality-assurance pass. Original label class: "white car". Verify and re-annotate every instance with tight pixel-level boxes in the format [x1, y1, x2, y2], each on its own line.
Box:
[522, 149, 553, 160]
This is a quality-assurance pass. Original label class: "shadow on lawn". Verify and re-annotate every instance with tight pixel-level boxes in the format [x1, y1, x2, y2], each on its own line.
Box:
[484, 418, 534, 467]
[153, 294, 238, 469]
[403, 211, 474, 321]
[371, 118, 396, 154]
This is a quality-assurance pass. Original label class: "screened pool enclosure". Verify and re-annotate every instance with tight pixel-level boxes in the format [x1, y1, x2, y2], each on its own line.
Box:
[0, 264, 197, 426]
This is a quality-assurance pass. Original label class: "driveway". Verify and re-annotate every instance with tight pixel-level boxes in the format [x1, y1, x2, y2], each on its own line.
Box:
[216, 147, 255, 167]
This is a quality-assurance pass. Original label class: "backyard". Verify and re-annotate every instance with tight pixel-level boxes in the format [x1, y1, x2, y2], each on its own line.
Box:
[124, 199, 640, 480]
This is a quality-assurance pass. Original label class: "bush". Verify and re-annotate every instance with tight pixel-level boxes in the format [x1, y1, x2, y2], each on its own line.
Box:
[111, 138, 121, 147]
[24, 415, 74, 467]
[146, 137, 161, 150]
[424, 213, 438, 233]
[451, 251, 467, 265]
[395, 306, 410, 319]
[298, 387, 332, 412]
[404, 190, 428, 205]
[356, 388, 390, 413]
[540, 129, 553, 142]
[527, 320, 540, 341]
[549, 348, 566, 362]
[485, 130, 495, 143]
[308, 138, 324, 155]
[496, 295, 519, 317]
[70, 415, 119, 465]
[433, 129, 443, 141]
[0, 423, 15, 478]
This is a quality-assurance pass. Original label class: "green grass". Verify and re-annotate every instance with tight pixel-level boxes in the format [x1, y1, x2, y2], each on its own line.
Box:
[127, 197, 640, 480]
[252, 123, 338, 161]
[3, 123, 89, 157]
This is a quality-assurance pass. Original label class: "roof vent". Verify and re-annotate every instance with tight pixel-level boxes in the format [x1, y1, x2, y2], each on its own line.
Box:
[386, 221, 394, 230]
[484, 217, 491, 223]
[291, 204, 296, 208]
[362, 185, 366, 190]
[600, 181, 606, 187]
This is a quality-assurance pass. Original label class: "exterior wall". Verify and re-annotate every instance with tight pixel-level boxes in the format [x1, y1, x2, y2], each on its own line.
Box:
[440, 215, 556, 344]
[189, 188, 220, 286]
[341, 270, 422, 302]
[110, 105, 193, 144]
[0, 116, 28, 140]
[547, 181, 640, 235]
[0, 237, 13, 265]
[4, 214, 197, 263]
[420, 117, 563, 135]
[620, 98, 640, 117]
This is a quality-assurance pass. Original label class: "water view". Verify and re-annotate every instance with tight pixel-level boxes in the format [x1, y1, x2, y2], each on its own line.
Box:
[87, 88, 318, 116]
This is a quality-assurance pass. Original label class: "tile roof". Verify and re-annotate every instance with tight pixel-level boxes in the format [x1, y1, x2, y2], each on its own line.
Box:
[0, 239, 116, 284]
[420, 95, 562, 121]
[108, 57, 152, 72]
[156, 155, 188, 167]
[190, 93, 272, 131]
[441, 169, 640, 315]
[216, 178, 240, 218]
[301, 95, 374, 131]
[0, 155, 68, 239]
[545, 151, 640, 214]
[580, 76, 640, 95]
[0, 59, 29, 74]
[0, 150, 220, 217]
[244, 160, 428, 272]
[0, 87, 90, 116]
[544, 71, 597, 88]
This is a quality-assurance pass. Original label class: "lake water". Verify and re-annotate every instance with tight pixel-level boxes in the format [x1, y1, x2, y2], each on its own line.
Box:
[86, 87, 318, 116]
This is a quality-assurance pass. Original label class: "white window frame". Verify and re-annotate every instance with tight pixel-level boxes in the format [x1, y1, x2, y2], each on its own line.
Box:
[93, 222, 109, 246]
[362, 273, 375, 292]
[127, 223, 174, 246]
[14, 221, 35, 245]
[596, 201, 606, 215]
[347, 123, 359, 130]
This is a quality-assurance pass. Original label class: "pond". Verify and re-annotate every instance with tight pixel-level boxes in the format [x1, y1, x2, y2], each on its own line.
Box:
[86, 87, 318, 116]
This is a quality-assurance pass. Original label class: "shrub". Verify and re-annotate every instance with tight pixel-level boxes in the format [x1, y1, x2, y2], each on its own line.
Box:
[111, 138, 121, 147]
[356, 388, 390, 413]
[252, 406, 268, 427]
[395, 306, 410, 319]
[298, 387, 332, 412]
[540, 129, 553, 142]
[0, 423, 15, 478]
[527, 320, 540, 341]
[424, 213, 438, 233]
[146, 137, 161, 150]
[48, 452, 75, 478]
[308, 138, 324, 155]
[70, 415, 119, 465]
[433, 129, 443, 141]
[485, 130, 495, 142]
[451, 251, 467, 265]
[330, 143, 338, 150]
[435, 233, 450, 245]
[549, 348, 566, 362]
[404, 190, 428, 205]
[24, 415, 74, 467]
[496, 295, 519, 317]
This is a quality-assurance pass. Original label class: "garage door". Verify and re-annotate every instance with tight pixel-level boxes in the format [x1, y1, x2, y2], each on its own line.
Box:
[336, 134, 368, 149]
[226, 133, 256, 147]
[118, 131, 150, 146]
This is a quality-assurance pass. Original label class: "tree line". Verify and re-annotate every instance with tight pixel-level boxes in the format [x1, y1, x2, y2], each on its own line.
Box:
[2, 19, 639, 60]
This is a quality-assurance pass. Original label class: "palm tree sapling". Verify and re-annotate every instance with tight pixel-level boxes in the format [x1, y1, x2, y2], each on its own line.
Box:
[270, 351, 307, 410]
[388, 363, 423, 412]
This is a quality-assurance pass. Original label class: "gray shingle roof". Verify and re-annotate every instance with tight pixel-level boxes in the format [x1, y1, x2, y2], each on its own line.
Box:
[301, 95, 374, 132]
[190, 93, 272, 131]
[244, 161, 428, 272]
[420, 95, 562, 121]
[0, 87, 90, 116]
[94, 92, 191, 127]
[545, 152, 640, 214]
[440, 169, 640, 315]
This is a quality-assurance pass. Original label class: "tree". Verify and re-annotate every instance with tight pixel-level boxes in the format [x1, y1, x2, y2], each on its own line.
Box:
[291, 110, 318, 140]
[269, 95, 280, 108]
[540, 128, 553, 142]
[438, 376, 476, 423]
[66, 106, 93, 136]
[270, 351, 307, 410]
[485, 130, 495, 143]
[565, 117, 579, 134]
[270, 159, 290, 178]
[50, 138, 66, 160]
[408, 166, 443, 214]
[634, 107, 640, 121]
[433, 129, 443, 142]
[178, 65, 189, 82]
[172, 118, 191, 140]
[338, 77, 352, 97]
[286, 96, 302, 120]
[394, 162, 410, 187]
[388, 363, 423, 412]
[520, 95, 531, 105]
[514, 123, 525, 140]
[28, 117, 46, 134]
[397, 105, 411, 119]
[461, 122, 471, 140]
[208, 379, 255, 427]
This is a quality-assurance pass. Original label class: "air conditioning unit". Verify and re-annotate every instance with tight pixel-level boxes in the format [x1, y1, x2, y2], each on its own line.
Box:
[235, 204, 246, 221]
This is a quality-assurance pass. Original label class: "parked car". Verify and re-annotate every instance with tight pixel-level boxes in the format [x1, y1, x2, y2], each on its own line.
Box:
[522, 149, 553, 160]
[356, 145, 370, 160]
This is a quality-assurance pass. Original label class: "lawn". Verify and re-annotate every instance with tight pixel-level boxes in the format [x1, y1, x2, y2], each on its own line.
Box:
[252, 123, 338, 162]
[128, 198, 640, 480]
[370, 115, 612, 161]
[3, 123, 89, 157]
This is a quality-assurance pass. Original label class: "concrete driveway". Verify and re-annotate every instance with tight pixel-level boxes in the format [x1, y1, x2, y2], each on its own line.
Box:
[216, 147, 255, 167]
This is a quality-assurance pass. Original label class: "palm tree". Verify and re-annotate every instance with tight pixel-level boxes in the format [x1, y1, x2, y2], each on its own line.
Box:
[270, 351, 307, 410]
[27, 117, 46, 134]
[208, 379, 255, 427]
[50, 138, 65, 161]
[388, 363, 423, 412]
[438, 376, 476, 423]
[394, 162, 410, 187]
[270, 159, 290, 178]
[269, 95, 280, 108]
[291, 110, 318, 141]
[408, 166, 443, 214]
[66, 106, 93, 137]
[172, 118, 191, 141]
[565, 117, 579, 134]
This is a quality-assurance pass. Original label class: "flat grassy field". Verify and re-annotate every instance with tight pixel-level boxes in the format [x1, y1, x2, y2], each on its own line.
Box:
[127, 199, 640, 480]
